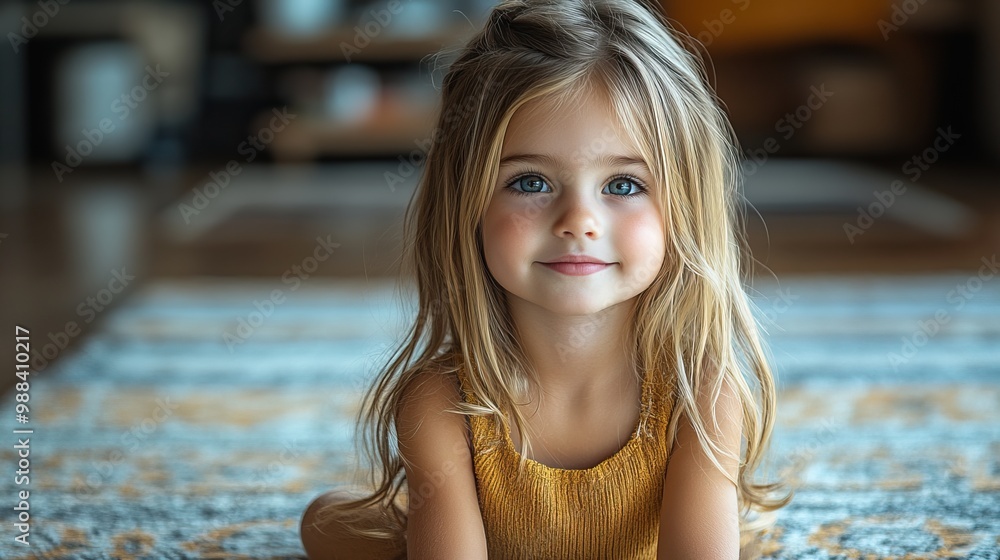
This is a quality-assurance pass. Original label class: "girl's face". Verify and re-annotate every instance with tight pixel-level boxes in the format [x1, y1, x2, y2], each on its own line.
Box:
[481, 86, 666, 317]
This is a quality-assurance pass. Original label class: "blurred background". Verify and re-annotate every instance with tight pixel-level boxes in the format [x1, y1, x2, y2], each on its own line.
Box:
[1, 0, 998, 395]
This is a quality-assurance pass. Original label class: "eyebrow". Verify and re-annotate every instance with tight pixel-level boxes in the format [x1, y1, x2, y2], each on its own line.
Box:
[498, 152, 650, 172]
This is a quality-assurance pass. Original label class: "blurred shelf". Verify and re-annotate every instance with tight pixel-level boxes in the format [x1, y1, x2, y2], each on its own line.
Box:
[241, 16, 471, 160]
[243, 24, 475, 63]
[263, 102, 438, 160]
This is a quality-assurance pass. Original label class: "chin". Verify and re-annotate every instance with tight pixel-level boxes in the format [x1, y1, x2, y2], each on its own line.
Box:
[533, 294, 630, 317]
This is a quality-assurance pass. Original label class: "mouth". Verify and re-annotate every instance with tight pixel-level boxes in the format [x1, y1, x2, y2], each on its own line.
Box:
[539, 261, 614, 276]
[540, 254, 610, 265]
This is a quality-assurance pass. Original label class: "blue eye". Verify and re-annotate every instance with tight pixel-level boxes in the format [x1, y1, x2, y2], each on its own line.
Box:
[605, 177, 645, 196]
[503, 170, 648, 198]
[509, 174, 550, 195]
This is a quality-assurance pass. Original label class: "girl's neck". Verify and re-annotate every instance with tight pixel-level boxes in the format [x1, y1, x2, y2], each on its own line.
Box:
[508, 295, 637, 405]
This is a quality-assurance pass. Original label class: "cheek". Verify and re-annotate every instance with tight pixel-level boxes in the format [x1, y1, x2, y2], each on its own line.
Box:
[484, 196, 545, 244]
[481, 201, 526, 276]
[623, 208, 665, 249]
[619, 209, 666, 280]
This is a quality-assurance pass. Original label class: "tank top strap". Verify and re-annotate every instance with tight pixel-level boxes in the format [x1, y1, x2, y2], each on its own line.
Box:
[640, 366, 678, 439]
[453, 366, 505, 453]
[454, 366, 475, 405]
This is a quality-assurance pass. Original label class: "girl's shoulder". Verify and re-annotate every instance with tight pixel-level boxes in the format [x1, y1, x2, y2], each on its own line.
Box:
[399, 363, 464, 411]
[397, 363, 464, 434]
[396, 362, 474, 464]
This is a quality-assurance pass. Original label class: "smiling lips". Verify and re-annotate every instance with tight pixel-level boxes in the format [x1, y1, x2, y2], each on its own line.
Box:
[539, 255, 613, 276]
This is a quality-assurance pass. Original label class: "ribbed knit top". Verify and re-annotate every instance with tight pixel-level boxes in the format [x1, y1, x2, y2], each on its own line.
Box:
[454, 365, 678, 559]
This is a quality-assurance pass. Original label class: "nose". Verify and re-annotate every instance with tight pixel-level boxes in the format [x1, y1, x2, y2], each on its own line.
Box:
[552, 189, 602, 240]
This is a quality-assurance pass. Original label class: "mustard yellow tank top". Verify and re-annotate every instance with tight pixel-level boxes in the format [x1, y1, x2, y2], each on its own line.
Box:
[454, 365, 678, 559]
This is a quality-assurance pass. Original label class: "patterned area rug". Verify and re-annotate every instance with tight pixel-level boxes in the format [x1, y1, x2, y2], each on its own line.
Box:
[1, 273, 998, 559]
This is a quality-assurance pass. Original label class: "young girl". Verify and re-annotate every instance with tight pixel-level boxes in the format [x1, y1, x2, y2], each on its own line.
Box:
[300, 0, 792, 558]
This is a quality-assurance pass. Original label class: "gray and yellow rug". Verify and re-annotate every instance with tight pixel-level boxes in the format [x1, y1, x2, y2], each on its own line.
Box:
[1, 273, 998, 559]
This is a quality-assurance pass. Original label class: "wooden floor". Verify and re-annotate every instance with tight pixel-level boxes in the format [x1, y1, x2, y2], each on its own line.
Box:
[1, 159, 998, 397]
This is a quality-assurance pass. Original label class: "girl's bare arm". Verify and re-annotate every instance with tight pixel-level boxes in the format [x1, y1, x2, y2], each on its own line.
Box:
[657, 377, 742, 559]
[396, 371, 488, 560]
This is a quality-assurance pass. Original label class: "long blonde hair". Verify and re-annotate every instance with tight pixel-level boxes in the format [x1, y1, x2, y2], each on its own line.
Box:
[315, 0, 792, 555]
